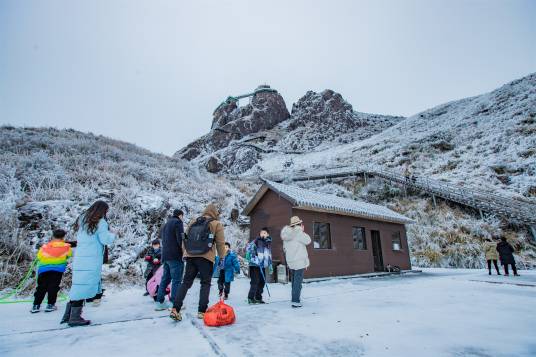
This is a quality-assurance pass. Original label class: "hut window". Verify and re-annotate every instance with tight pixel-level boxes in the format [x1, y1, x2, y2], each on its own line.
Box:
[313, 222, 332, 249]
[352, 227, 367, 250]
[392, 232, 402, 251]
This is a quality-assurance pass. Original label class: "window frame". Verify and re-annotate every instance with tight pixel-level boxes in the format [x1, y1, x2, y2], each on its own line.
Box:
[391, 231, 402, 251]
[352, 226, 367, 250]
[313, 221, 332, 250]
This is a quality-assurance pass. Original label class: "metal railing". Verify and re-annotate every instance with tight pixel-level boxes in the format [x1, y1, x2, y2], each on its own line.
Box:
[262, 165, 536, 225]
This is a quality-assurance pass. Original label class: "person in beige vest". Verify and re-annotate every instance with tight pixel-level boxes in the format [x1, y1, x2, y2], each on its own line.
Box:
[483, 238, 500, 275]
[281, 216, 311, 308]
[170, 204, 226, 321]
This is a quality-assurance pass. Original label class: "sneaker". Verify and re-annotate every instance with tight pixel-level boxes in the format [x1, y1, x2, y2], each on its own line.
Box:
[218, 291, 223, 297]
[30, 305, 40, 313]
[45, 304, 57, 312]
[514, 274, 521, 276]
[155, 301, 172, 311]
[223, 294, 229, 300]
[255, 299, 266, 304]
[143, 292, 150, 296]
[291, 302, 303, 308]
[197, 312, 205, 319]
[169, 309, 182, 321]
[248, 298, 257, 305]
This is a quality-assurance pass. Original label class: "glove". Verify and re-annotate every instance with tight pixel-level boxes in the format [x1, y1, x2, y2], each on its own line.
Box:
[153, 259, 160, 265]
[144, 255, 152, 261]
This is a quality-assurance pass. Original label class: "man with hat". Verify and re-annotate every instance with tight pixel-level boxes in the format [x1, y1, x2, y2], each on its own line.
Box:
[155, 209, 185, 310]
[281, 216, 311, 308]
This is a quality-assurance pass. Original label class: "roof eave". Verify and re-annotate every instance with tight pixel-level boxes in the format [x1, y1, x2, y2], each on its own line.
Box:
[292, 205, 414, 225]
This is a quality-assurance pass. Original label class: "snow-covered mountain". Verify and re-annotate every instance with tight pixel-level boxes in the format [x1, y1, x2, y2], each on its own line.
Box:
[175, 86, 403, 174]
[177, 72, 536, 269]
[259, 73, 536, 200]
[2, 73, 535, 291]
[0, 127, 251, 289]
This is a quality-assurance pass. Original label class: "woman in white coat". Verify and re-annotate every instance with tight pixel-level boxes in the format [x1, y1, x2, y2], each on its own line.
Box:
[281, 216, 311, 308]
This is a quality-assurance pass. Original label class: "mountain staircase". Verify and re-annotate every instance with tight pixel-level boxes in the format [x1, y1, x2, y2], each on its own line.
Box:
[262, 165, 536, 240]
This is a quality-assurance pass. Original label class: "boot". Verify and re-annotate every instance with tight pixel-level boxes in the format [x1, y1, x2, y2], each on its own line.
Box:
[68, 306, 91, 327]
[30, 305, 40, 313]
[60, 302, 71, 324]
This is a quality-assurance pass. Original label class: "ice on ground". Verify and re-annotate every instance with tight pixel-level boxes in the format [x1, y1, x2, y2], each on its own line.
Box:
[1, 269, 535, 357]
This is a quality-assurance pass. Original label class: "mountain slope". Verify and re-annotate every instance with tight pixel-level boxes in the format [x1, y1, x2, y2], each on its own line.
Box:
[0, 127, 249, 289]
[259, 73, 536, 200]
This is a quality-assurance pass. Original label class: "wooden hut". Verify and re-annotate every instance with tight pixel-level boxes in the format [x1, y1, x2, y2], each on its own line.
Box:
[242, 180, 414, 279]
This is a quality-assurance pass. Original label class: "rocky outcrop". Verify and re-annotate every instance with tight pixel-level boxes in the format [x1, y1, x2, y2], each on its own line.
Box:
[175, 86, 404, 174]
[278, 90, 404, 151]
[176, 86, 290, 164]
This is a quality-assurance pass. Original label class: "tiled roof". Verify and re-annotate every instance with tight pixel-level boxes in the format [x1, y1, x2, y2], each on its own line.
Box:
[243, 180, 414, 224]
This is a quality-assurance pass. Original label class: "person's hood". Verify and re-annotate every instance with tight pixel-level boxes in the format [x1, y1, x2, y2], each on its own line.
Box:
[281, 225, 302, 241]
[203, 204, 220, 220]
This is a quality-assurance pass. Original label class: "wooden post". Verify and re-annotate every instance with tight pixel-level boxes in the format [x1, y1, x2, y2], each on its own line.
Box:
[432, 194, 437, 208]
[530, 226, 536, 242]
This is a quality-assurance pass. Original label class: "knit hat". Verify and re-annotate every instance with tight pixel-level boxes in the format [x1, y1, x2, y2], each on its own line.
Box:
[289, 216, 303, 227]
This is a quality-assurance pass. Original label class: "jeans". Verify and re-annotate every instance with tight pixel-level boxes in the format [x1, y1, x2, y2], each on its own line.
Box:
[290, 269, 305, 303]
[173, 257, 214, 312]
[218, 269, 231, 296]
[33, 271, 63, 305]
[248, 266, 265, 300]
[157, 259, 184, 303]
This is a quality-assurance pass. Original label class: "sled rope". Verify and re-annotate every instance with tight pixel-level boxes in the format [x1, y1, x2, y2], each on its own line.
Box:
[0, 259, 68, 304]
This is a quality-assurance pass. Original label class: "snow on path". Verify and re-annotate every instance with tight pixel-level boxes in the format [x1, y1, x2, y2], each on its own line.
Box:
[1, 269, 535, 357]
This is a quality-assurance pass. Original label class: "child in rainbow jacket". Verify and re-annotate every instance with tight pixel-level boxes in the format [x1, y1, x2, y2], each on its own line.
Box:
[31, 229, 72, 313]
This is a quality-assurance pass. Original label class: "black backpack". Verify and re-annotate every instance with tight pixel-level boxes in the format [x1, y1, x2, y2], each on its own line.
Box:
[184, 217, 215, 255]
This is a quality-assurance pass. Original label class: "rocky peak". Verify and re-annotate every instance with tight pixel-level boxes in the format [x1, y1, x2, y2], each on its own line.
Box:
[177, 85, 290, 161]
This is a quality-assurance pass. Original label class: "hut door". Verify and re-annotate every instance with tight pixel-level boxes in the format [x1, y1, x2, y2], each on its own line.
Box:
[371, 230, 384, 272]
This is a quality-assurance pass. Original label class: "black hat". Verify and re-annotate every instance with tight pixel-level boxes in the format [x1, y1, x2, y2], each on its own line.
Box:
[152, 239, 161, 245]
[173, 209, 184, 217]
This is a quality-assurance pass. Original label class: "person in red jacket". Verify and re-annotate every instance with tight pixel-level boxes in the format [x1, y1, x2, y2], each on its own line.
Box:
[143, 239, 162, 295]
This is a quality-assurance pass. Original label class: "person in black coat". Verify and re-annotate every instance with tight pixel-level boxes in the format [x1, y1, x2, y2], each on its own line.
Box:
[496, 237, 519, 276]
[155, 209, 185, 309]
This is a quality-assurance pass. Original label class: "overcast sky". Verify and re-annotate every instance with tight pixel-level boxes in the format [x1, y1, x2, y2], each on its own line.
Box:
[1, 0, 535, 155]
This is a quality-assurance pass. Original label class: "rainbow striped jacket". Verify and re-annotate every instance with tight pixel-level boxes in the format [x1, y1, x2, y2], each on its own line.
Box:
[37, 239, 72, 275]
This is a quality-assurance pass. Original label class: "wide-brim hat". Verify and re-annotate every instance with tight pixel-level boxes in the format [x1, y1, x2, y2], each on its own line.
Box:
[289, 216, 303, 227]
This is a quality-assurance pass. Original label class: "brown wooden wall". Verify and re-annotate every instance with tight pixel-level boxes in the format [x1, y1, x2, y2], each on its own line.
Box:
[248, 189, 412, 279]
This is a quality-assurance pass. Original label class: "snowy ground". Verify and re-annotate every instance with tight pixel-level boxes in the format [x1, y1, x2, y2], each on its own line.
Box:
[1, 269, 535, 357]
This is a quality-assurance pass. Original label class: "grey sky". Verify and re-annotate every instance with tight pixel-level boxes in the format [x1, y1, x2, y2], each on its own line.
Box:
[1, 0, 535, 155]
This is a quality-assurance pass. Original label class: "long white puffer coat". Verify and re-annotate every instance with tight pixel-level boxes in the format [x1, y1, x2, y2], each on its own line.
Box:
[281, 225, 311, 270]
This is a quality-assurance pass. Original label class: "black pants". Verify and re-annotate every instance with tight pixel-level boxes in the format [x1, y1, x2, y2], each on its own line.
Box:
[173, 257, 213, 313]
[504, 263, 518, 275]
[33, 271, 63, 306]
[70, 300, 84, 307]
[487, 260, 500, 274]
[218, 270, 230, 296]
[248, 266, 265, 300]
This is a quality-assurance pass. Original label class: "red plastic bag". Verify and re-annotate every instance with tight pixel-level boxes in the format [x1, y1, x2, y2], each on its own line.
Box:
[204, 299, 236, 327]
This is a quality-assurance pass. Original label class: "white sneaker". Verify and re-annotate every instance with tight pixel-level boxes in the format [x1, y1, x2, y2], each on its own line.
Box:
[155, 301, 171, 311]
[291, 302, 302, 308]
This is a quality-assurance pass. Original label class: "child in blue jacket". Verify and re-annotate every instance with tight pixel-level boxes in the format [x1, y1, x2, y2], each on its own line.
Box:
[214, 242, 240, 300]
